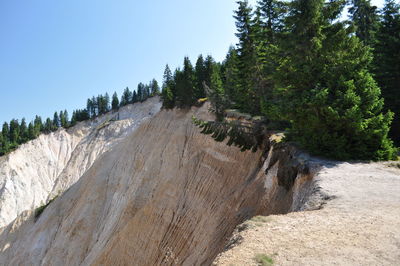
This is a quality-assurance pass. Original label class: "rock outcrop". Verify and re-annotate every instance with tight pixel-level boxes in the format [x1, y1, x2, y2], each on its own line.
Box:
[0, 97, 161, 228]
[0, 101, 318, 265]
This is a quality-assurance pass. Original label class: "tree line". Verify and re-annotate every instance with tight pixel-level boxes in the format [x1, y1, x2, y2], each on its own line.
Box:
[162, 0, 399, 161]
[0, 79, 160, 156]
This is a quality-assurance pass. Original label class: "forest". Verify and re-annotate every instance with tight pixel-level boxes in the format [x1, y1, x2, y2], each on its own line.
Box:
[162, 0, 399, 161]
[0, 80, 159, 156]
[1, 0, 398, 161]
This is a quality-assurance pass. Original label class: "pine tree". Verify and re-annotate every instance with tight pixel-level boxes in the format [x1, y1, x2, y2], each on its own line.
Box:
[9, 119, 20, 145]
[161, 64, 175, 108]
[194, 55, 207, 99]
[150, 79, 160, 96]
[120, 87, 132, 106]
[373, 0, 400, 145]
[53, 112, 60, 130]
[62, 110, 69, 128]
[132, 90, 138, 103]
[112, 92, 119, 110]
[19, 118, 28, 143]
[137, 83, 145, 102]
[33, 116, 43, 136]
[28, 122, 35, 140]
[44, 118, 53, 133]
[221, 46, 240, 104]
[276, 0, 396, 160]
[104, 93, 110, 113]
[175, 57, 195, 107]
[349, 0, 379, 46]
[70, 111, 77, 127]
[234, 0, 260, 114]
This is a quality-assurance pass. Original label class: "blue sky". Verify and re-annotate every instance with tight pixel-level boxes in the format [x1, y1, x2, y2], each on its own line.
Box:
[0, 0, 385, 125]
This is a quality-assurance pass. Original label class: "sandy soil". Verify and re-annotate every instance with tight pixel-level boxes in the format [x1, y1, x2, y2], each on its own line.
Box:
[214, 161, 400, 265]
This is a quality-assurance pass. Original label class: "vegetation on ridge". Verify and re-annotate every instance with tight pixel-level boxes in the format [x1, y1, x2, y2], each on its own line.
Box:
[161, 0, 399, 161]
[0, 80, 160, 156]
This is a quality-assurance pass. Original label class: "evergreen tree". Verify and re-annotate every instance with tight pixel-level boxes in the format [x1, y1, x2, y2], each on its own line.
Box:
[276, 0, 396, 160]
[44, 118, 53, 133]
[53, 112, 60, 130]
[28, 122, 35, 140]
[175, 57, 196, 107]
[104, 93, 110, 113]
[121, 87, 132, 106]
[195, 54, 207, 99]
[132, 90, 138, 103]
[112, 92, 119, 110]
[150, 79, 160, 96]
[221, 46, 240, 103]
[19, 118, 28, 143]
[70, 111, 77, 127]
[373, 0, 400, 145]
[9, 119, 20, 145]
[62, 110, 69, 127]
[137, 83, 145, 102]
[234, 0, 260, 114]
[33, 116, 43, 136]
[161, 64, 175, 108]
[349, 0, 379, 46]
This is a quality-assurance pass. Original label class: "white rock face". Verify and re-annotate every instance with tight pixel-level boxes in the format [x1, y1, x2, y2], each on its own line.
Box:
[0, 97, 161, 228]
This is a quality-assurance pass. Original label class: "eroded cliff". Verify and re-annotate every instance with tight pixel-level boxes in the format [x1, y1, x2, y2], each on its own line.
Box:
[0, 97, 161, 228]
[0, 101, 318, 265]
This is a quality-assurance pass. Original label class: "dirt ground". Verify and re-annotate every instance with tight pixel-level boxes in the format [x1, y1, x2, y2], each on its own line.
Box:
[214, 161, 400, 265]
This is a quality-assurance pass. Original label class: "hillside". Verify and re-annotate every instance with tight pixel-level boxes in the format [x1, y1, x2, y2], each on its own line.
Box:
[0, 98, 398, 265]
[0, 97, 161, 227]
[0, 99, 319, 265]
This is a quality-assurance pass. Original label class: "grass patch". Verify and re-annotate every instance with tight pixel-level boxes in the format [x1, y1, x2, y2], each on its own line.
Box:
[35, 196, 58, 221]
[254, 254, 274, 265]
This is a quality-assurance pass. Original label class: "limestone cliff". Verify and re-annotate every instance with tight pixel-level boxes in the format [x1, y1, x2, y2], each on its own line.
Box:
[0, 101, 317, 265]
[0, 97, 161, 228]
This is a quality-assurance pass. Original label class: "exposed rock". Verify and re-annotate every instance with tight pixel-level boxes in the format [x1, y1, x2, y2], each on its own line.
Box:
[0, 97, 161, 228]
[0, 102, 317, 265]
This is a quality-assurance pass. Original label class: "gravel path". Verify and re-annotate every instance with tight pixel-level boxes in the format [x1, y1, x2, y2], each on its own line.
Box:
[214, 161, 400, 265]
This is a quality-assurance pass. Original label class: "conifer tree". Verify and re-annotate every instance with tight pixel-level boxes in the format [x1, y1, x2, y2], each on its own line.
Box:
[221, 46, 240, 103]
[44, 118, 53, 133]
[112, 92, 119, 110]
[349, 0, 379, 46]
[53, 112, 60, 130]
[137, 83, 145, 102]
[33, 116, 43, 136]
[161, 64, 175, 108]
[234, 0, 260, 114]
[28, 122, 35, 140]
[20, 118, 28, 143]
[175, 57, 195, 107]
[276, 0, 396, 160]
[195, 55, 207, 99]
[132, 90, 138, 103]
[120, 87, 132, 106]
[150, 79, 160, 96]
[374, 0, 400, 145]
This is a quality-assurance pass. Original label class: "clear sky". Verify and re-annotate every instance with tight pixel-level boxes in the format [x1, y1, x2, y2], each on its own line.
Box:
[0, 0, 385, 125]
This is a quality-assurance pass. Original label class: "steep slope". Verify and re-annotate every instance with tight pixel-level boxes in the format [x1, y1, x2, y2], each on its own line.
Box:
[0, 97, 161, 228]
[0, 104, 316, 265]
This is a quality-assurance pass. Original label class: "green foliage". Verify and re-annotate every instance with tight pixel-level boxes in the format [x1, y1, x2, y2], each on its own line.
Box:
[35, 196, 58, 221]
[254, 254, 274, 265]
[373, 0, 400, 145]
[349, 0, 379, 46]
[192, 116, 266, 152]
[112, 92, 119, 110]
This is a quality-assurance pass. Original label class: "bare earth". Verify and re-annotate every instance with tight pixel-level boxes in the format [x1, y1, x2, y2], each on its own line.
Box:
[214, 161, 400, 266]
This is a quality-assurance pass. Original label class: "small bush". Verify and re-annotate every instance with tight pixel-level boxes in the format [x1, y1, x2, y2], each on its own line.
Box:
[35, 196, 57, 221]
[254, 254, 274, 265]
